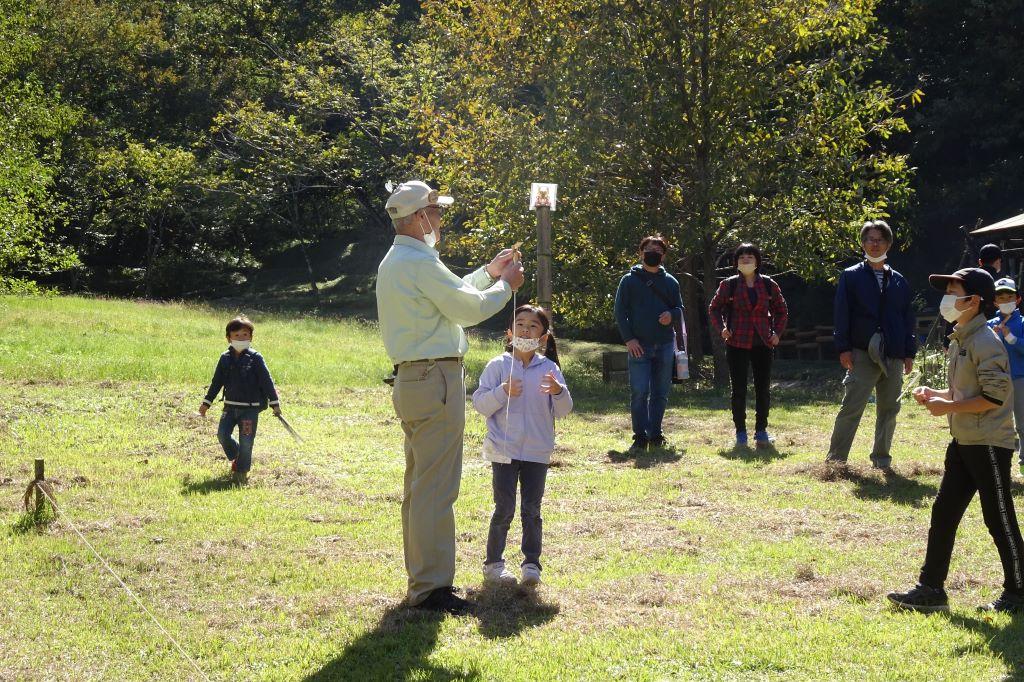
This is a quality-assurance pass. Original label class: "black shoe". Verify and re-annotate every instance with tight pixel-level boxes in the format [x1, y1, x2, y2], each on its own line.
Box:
[887, 583, 949, 613]
[629, 436, 649, 453]
[649, 434, 666, 449]
[980, 591, 1024, 613]
[415, 586, 474, 616]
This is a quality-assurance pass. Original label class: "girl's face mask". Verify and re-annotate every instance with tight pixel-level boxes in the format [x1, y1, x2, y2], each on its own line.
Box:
[510, 336, 542, 353]
[642, 250, 664, 267]
[737, 262, 757, 275]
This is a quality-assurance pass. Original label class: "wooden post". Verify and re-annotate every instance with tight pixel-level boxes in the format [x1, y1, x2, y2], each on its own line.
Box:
[34, 458, 45, 513]
[536, 205, 553, 316]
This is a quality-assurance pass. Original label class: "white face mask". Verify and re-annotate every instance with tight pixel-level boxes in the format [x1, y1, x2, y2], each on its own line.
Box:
[230, 340, 251, 352]
[510, 336, 542, 353]
[421, 212, 439, 249]
[999, 302, 1017, 315]
[737, 263, 757, 276]
[939, 294, 971, 324]
[864, 251, 888, 264]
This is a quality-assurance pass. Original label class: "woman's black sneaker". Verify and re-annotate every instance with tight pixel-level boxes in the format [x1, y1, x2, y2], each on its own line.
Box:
[979, 591, 1024, 613]
[886, 583, 949, 613]
[415, 586, 474, 616]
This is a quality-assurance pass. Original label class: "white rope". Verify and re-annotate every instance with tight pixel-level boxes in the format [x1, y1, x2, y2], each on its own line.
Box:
[37, 486, 211, 681]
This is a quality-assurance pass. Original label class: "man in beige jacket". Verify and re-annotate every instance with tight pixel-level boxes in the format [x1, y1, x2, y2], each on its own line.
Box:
[376, 180, 524, 615]
[888, 267, 1024, 613]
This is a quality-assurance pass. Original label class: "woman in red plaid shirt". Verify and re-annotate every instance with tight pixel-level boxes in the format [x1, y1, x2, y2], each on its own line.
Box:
[709, 243, 789, 448]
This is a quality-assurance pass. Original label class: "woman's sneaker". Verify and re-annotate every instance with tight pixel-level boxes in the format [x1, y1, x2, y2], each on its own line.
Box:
[735, 431, 748, 447]
[886, 583, 949, 613]
[979, 591, 1024, 613]
[521, 563, 542, 586]
[754, 430, 775, 448]
[482, 561, 517, 585]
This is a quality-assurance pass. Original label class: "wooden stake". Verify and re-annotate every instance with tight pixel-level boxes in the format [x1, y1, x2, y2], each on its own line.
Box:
[34, 458, 45, 514]
[536, 205, 553, 316]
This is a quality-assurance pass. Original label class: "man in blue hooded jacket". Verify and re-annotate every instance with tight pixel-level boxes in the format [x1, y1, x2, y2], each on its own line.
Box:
[614, 235, 685, 452]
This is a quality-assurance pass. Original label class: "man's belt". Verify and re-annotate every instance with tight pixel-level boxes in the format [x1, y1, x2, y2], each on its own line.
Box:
[399, 356, 463, 366]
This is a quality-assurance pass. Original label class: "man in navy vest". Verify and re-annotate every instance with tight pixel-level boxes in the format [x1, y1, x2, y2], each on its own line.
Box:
[826, 220, 917, 469]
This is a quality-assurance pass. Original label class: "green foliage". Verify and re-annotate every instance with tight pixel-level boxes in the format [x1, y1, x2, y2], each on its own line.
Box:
[0, 0, 79, 282]
[418, 0, 913, 330]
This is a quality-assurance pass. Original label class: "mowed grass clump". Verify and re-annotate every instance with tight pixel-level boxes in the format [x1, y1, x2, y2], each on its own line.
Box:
[2, 294, 1024, 680]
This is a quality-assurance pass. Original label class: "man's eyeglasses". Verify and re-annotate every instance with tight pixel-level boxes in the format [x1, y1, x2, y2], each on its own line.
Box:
[863, 238, 888, 245]
[425, 204, 447, 216]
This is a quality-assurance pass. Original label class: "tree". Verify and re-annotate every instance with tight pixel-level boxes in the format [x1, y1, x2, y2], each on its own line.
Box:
[0, 0, 79, 288]
[418, 0, 913, 381]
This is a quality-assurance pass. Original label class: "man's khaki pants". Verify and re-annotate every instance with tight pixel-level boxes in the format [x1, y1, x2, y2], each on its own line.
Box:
[826, 348, 904, 467]
[392, 359, 465, 605]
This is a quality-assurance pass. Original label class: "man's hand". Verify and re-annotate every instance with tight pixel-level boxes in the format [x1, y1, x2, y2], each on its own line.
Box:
[924, 396, 955, 417]
[904, 358, 913, 375]
[500, 260, 525, 290]
[839, 351, 853, 371]
[769, 334, 780, 347]
[487, 248, 517, 279]
[912, 386, 934, 405]
[502, 377, 523, 397]
[625, 339, 644, 358]
[198, 403, 208, 417]
[658, 311, 672, 326]
[721, 328, 732, 341]
[540, 371, 564, 395]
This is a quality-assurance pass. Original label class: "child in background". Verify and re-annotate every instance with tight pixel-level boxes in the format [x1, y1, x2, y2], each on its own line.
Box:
[472, 304, 573, 586]
[989, 277, 1024, 472]
[199, 315, 281, 484]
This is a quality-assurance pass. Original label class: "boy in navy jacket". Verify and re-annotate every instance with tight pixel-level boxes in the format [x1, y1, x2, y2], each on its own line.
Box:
[199, 315, 281, 483]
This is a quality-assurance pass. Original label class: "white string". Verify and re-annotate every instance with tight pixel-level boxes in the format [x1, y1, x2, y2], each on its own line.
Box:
[37, 486, 211, 681]
[503, 287, 517, 461]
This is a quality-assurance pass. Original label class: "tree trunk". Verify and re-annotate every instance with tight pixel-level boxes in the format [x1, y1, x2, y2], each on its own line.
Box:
[680, 253, 704, 366]
[703, 245, 729, 386]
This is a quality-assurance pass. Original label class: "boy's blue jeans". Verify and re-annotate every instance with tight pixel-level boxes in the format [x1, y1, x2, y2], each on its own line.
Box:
[218, 407, 260, 473]
[628, 340, 675, 440]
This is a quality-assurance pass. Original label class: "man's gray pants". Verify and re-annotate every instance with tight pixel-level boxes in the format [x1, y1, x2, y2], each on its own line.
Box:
[826, 348, 904, 467]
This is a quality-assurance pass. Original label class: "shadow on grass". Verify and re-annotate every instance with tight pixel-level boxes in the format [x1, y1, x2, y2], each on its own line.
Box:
[179, 474, 240, 496]
[945, 611, 1024, 679]
[304, 605, 479, 681]
[800, 462, 936, 505]
[607, 445, 683, 469]
[717, 443, 791, 464]
[11, 507, 56, 535]
[469, 582, 560, 639]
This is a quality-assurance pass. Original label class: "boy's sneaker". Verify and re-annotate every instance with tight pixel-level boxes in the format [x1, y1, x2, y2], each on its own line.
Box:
[482, 561, 517, 585]
[521, 563, 542, 587]
[735, 431, 749, 447]
[415, 586, 474, 616]
[629, 435, 648, 454]
[979, 591, 1024, 613]
[754, 430, 775, 448]
[886, 583, 949, 613]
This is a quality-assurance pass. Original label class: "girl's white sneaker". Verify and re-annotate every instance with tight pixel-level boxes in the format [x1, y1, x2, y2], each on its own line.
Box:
[521, 563, 542, 586]
[483, 561, 517, 585]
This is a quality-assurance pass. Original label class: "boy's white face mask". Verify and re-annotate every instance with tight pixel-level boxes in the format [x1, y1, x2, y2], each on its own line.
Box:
[230, 340, 251, 352]
[999, 302, 1017, 315]
[939, 294, 971, 324]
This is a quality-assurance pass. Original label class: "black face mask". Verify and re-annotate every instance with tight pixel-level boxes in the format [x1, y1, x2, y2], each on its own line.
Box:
[643, 251, 663, 267]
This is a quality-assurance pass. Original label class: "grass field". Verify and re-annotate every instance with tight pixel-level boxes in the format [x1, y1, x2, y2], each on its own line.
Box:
[2, 295, 1024, 681]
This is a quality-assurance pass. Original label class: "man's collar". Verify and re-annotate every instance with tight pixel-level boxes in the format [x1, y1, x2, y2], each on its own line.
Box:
[394, 234, 437, 255]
